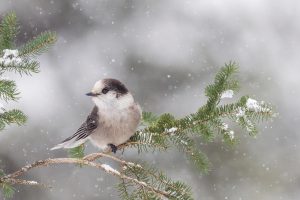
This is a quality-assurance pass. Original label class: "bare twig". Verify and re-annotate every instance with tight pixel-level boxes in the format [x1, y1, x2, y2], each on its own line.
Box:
[2, 178, 41, 186]
[0, 149, 171, 199]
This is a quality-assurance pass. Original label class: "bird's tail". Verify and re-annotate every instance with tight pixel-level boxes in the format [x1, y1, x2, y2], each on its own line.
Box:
[50, 137, 88, 150]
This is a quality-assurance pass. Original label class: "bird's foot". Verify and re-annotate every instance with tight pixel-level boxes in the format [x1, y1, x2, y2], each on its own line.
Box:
[108, 144, 117, 153]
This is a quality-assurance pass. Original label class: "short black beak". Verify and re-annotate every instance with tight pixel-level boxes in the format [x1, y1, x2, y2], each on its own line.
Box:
[86, 92, 98, 97]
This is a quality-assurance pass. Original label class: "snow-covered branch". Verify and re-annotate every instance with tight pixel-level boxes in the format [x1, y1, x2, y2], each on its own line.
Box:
[0, 150, 172, 199]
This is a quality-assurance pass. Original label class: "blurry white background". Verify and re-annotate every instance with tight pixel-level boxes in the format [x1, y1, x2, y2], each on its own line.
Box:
[0, 0, 299, 199]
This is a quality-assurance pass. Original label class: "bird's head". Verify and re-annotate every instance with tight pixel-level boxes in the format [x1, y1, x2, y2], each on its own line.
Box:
[86, 79, 134, 109]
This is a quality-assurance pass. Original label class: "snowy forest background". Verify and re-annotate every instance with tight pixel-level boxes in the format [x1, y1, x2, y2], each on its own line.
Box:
[0, 0, 299, 199]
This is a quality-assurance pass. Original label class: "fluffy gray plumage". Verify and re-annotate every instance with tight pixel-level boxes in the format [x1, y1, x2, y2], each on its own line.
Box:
[51, 79, 141, 152]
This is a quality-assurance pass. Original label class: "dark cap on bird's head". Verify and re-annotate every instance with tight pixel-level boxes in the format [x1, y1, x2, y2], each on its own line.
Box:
[86, 78, 129, 97]
[103, 79, 128, 94]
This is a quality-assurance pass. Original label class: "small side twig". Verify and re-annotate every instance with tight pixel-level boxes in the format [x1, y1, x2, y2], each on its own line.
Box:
[0, 147, 171, 199]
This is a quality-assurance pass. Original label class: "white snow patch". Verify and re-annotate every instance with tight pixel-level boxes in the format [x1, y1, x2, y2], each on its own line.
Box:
[246, 98, 260, 111]
[228, 130, 235, 140]
[126, 162, 142, 168]
[0, 76, 11, 81]
[221, 90, 234, 99]
[3, 49, 19, 57]
[136, 164, 142, 168]
[0, 102, 4, 114]
[101, 164, 120, 175]
[180, 140, 188, 145]
[27, 180, 38, 184]
[0, 49, 22, 66]
[221, 123, 229, 131]
[147, 133, 153, 143]
[246, 98, 271, 112]
[245, 118, 255, 132]
[139, 181, 147, 186]
[236, 107, 245, 117]
[167, 127, 178, 133]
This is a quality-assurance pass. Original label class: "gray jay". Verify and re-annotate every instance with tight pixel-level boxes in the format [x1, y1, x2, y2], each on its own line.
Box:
[51, 78, 142, 153]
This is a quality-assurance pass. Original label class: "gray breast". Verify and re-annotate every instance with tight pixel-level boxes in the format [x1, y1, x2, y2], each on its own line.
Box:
[89, 103, 141, 149]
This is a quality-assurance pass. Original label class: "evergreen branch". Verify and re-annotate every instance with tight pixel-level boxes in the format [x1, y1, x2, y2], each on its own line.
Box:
[0, 109, 27, 130]
[84, 152, 193, 199]
[117, 179, 131, 200]
[68, 144, 85, 159]
[1, 182, 15, 199]
[118, 63, 275, 175]
[0, 60, 39, 75]
[85, 152, 192, 199]
[0, 169, 15, 199]
[0, 61, 276, 199]
[19, 31, 56, 57]
[142, 111, 159, 125]
[123, 163, 193, 200]
[205, 62, 238, 111]
[0, 79, 19, 101]
[0, 12, 18, 50]
[0, 154, 178, 199]
[0, 169, 4, 177]
[0, 12, 57, 199]
[129, 131, 169, 153]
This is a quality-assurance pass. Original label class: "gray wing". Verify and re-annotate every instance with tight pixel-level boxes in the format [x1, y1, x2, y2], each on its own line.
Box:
[51, 106, 99, 150]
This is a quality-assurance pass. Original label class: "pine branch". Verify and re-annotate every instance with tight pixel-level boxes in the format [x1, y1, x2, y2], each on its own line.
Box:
[19, 31, 56, 57]
[0, 153, 182, 199]
[0, 79, 19, 101]
[0, 12, 18, 50]
[0, 59, 39, 75]
[68, 144, 85, 159]
[0, 109, 27, 131]
[1, 182, 15, 199]
[0, 59, 276, 199]
[122, 62, 275, 174]
[122, 162, 193, 199]
[0, 12, 55, 138]
[142, 111, 159, 125]
[205, 62, 238, 110]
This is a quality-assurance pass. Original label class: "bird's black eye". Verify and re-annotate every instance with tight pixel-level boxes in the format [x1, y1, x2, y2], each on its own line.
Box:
[102, 88, 109, 94]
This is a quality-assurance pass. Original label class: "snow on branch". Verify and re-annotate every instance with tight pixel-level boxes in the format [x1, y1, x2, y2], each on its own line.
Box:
[1, 62, 276, 199]
[0, 150, 179, 199]
[0, 12, 276, 200]
[0, 12, 56, 132]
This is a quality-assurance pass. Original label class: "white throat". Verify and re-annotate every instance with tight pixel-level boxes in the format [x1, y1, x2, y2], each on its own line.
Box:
[92, 93, 134, 111]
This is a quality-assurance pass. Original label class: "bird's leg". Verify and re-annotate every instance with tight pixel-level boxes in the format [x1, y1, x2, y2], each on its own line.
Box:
[108, 144, 117, 153]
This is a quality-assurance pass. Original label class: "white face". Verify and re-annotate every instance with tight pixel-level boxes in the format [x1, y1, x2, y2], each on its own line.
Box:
[89, 80, 134, 110]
